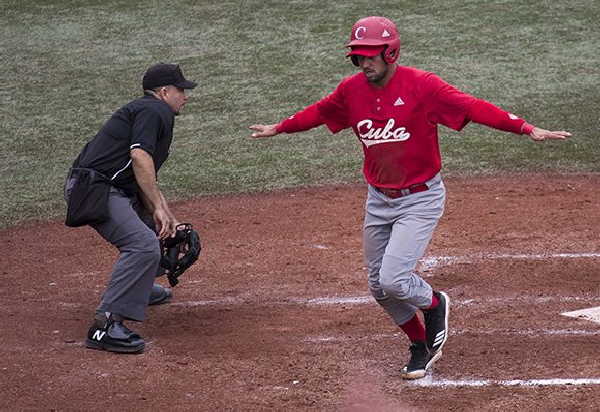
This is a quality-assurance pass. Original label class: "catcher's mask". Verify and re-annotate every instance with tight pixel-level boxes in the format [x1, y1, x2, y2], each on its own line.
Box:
[160, 223, 201, 286]
[346, 16, 401, 66]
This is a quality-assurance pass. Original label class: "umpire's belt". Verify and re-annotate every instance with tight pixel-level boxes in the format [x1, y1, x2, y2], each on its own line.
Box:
[374, 183, 429, 199]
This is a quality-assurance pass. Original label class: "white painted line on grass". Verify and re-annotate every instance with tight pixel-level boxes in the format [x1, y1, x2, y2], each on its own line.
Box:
[561, 306, 600, 326]
[410, 377, 600, 387]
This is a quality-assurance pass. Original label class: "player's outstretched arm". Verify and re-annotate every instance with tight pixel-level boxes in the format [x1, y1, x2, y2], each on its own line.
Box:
[249, 124, 279, 138]
[528, 127, 572, 142]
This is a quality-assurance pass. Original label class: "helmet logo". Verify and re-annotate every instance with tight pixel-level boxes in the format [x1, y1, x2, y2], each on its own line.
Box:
[382, 29, 391, 38]
[355, 26, 367, 40]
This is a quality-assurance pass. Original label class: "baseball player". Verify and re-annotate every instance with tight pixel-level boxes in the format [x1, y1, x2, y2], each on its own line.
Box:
[249, 16, 570, 379]
[64, 63, 197, 353]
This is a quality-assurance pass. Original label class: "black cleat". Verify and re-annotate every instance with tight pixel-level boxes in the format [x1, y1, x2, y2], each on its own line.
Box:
[424, 291, 450, 355]
[85, 314, 145, 354]
[148, 283, 172, 306]
[401, 341, 441, 380]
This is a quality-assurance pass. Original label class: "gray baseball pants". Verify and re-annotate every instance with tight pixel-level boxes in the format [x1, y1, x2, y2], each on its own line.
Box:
[363, 173, 445, 326]
[65, 179, 160, 322]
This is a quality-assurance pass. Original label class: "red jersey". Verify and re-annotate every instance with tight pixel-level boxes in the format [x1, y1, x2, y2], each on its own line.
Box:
[277, 66, 532, 189]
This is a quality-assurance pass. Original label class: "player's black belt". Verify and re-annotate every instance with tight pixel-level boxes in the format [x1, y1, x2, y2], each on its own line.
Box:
[374, 183, 429, 199]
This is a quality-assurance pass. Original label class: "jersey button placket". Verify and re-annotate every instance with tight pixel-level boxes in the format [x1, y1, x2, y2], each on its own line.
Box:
[372, 91, 384, 115]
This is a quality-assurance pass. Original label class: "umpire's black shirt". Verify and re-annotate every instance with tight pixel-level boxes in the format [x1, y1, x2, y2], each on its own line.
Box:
[73, 95, 174, 195]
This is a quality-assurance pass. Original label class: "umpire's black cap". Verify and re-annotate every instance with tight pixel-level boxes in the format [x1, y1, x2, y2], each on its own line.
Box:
[142, 63, 197, 90]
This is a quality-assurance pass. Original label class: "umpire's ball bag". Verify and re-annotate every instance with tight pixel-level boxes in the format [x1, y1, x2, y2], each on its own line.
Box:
[65, 168, 111, 227]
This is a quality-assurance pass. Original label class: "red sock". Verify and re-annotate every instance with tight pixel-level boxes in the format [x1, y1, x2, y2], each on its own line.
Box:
[425, 292, 439, 310]
[400, 313, 426, 342]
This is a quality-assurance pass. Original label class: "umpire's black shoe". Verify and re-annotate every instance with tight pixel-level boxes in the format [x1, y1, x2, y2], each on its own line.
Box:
[148, 283, 172, 306]
[401, 341, 441, 380]
[423, 291, 450, 355]
[85, 314, 145, 354]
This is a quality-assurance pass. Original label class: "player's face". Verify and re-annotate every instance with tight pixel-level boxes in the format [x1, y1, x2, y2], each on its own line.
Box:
[356, 54, 389, 85]
[160, 86, 190, 115]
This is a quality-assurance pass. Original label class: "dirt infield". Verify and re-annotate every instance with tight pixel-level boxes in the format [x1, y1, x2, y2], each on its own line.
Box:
[1, 174, 599, 411]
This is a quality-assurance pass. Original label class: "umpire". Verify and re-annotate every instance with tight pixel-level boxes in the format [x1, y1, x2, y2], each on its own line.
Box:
[64, 63, 197, 353]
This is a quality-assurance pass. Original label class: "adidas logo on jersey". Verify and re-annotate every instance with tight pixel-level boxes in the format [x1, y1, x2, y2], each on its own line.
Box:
[357, 118, 411, 147]
[394, 97, 405, 106]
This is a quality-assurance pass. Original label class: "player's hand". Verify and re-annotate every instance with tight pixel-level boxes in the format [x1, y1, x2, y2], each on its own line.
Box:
[154, 208, 176, 240]
[529, 127, 572, 142]
[168, 219, 181, 238]
[249, 124, 278, 138]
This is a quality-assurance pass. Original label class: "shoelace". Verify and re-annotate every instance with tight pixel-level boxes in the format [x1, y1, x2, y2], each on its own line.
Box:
[409, 343, 427, 356]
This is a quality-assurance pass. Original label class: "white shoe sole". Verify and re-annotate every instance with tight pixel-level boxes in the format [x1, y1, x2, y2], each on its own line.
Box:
[401, 350, 442, 380]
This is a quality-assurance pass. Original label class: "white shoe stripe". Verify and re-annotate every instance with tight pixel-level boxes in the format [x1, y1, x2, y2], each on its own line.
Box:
[425, 350, 442, 371]
[429, 292, 450, 353]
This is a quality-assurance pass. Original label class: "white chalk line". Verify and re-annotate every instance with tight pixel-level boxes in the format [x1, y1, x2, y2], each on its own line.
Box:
[170, 297, 243, 307]
[561, 306, 600, 325]
[171, 294, 600, 308]
[167, 251, 600, 307]
[53, 295, 585, 308]
[410, 377, 600, 387]
[63, 251, 600, 280]
[60, 251, 600, 314]
[303, 327, 600, 343]
[55, 293, 599, 309]
[57, 251, 600, 391]
[420, 251, 600, 271]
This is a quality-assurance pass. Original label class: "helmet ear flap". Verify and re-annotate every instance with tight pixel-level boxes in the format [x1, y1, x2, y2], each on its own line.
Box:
[383, 39, 400, 64]
[384, 48, 397, 64]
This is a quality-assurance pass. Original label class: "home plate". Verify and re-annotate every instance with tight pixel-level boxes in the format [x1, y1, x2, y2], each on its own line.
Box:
[561, 306, 600, 326]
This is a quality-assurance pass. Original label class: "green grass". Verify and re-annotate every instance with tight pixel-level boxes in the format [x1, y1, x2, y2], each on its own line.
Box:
[1, 0, 598, 228]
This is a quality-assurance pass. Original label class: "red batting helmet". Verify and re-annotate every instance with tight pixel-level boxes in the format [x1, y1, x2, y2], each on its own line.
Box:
[346, 16, 400, 66]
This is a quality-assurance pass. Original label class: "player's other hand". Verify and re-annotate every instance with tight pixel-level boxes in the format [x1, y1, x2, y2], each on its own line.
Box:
[249, 124, 278, 138]
[529, 127, 572, 142]
[154, 208, 176, 240]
